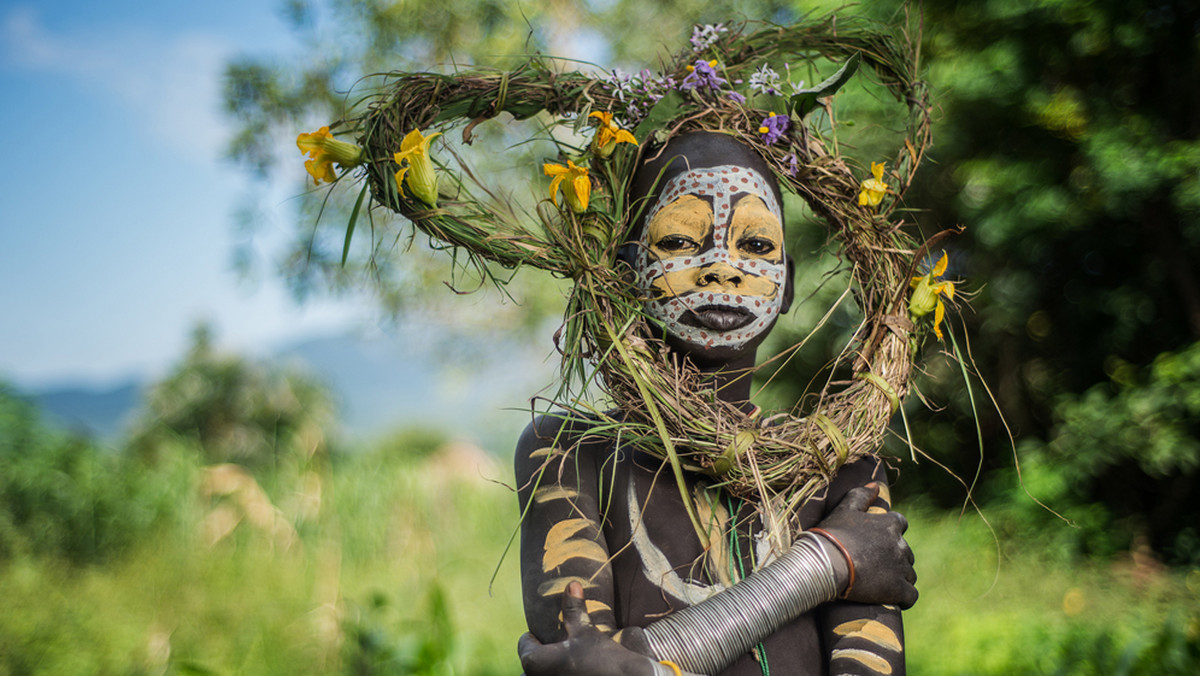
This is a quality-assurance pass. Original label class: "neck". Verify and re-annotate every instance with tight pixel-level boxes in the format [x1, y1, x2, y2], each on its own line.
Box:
[688, 351, 758, 411]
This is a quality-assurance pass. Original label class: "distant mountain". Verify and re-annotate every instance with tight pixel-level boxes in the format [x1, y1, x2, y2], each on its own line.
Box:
[31, 381, 142, 442]
[23, 328, 559, 449]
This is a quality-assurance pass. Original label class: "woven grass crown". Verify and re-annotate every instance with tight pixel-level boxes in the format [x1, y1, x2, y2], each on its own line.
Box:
[302, 15, 940, 527]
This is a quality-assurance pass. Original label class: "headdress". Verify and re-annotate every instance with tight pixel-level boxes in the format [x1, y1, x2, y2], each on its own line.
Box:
[297, 15, 948, 537]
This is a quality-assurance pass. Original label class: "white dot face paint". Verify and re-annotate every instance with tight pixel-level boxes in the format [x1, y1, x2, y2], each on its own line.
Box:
[635, 164, 787, 351]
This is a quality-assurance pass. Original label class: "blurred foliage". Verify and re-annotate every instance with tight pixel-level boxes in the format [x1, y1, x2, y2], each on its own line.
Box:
[0, 384, 186, 565]
[129, 324, 335, 473]
[886, 0, 1200, 565]
[903, 505, 1200, 675]
[341, 584, 462, 676]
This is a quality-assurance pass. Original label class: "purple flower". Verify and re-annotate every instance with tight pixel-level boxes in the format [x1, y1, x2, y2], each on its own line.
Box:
[758, 112, 790, 145]
[728, 91, 746, 104]
[784, 152, 800, 176]
[680, 59, 726, 92]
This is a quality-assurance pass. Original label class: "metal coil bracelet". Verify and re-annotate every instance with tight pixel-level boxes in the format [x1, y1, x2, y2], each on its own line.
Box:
[643, 532, 838, 674]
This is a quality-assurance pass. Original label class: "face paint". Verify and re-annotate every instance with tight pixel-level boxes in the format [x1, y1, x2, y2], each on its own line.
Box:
[635, 164, 787, 350]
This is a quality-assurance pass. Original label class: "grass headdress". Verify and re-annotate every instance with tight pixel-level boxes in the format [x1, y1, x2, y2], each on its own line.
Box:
[300, 15, 943, 538]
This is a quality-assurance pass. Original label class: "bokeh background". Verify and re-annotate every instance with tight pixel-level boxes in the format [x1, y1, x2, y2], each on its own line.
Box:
[2, 0, 1199, 674]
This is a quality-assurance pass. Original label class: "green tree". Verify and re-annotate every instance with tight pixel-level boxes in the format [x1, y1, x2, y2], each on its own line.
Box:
[0, 384, 184, 564]
[129, 324, 335, 473]
[889, 0, 1200, 561]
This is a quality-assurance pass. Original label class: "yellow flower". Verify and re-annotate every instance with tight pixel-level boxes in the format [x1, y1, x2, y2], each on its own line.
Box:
[909, 251, 956, 340]
[588, 111, 638, 159]
[544, 160, 590, 213]
[393, 128, 442, 206]
[858, 161, 890, 207]
[297, 126, 364, 185]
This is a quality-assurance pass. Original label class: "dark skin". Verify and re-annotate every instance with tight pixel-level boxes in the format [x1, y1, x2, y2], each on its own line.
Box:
[516, 132, 917, 676]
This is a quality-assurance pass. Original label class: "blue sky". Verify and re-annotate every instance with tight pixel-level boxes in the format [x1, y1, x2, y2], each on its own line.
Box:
[0, 0, 369, 388]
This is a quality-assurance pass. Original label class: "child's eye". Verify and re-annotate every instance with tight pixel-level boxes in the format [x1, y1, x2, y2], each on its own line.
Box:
[739, 237, 775, 255]
[656, 235, 699, 252]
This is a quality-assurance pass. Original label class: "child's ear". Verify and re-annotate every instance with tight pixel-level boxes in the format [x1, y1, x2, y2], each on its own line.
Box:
[779, 253, 796, 315]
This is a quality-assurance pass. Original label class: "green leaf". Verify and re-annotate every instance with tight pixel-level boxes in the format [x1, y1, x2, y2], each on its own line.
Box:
[746, 93, 789, 116]
[788, 52, 861, 119]
[634, 90, 684, 143]
[342, 183, 369, 267]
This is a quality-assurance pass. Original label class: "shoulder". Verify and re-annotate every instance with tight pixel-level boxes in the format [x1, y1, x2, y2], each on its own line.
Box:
[512, 411, 605, 480]
[799, 455, 891, 525]
[823, 454, 894, 510]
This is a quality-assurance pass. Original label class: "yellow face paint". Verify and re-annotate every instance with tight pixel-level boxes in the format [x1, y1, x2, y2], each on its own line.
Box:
[645, 194, 712, 260]
[728, 196, 784, 264]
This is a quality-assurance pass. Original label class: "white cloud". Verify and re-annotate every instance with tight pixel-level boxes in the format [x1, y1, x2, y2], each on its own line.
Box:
[1, 6, 234, 163]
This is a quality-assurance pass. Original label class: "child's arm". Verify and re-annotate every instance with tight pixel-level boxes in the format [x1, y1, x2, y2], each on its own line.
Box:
[515, 413, 620, 643]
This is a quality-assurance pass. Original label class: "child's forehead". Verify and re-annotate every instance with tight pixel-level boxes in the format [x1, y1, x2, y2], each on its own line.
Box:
[650, 164, 783, 227]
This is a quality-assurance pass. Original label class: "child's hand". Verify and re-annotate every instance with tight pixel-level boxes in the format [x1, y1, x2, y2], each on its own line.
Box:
[518, 581, 663, 676]
[813, 482, 918, 609]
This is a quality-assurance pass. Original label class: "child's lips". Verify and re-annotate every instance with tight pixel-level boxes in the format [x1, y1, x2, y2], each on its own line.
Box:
[685, 305, 755, 332]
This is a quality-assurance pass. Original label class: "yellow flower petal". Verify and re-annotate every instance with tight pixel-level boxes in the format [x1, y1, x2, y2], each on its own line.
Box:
[909, 251, 955, 340]
[589, 112, 638, 159]
[297, 126, 364, 185]
[297, 126, 333, 156]
[932, 250, 949, 277]
[858, 162, 890, 207]
[571, 173, 591, 211]
[393, 129, 441, 206]
[544, 160, 590, 212]
[393, 163, 409, 197]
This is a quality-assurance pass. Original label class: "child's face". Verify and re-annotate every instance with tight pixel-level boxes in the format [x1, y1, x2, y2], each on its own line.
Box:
[633, 164, 788, 354]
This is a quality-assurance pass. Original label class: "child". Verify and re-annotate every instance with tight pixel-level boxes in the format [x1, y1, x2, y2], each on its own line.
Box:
[515, 132, 917, 676]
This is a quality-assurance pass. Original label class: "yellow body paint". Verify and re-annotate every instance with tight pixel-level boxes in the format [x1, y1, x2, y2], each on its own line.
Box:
[831, 648, 893, 674]
[537, 576, 598, 597]
[528, 446, 556, 459]
[533, 485, 579, 503]
[651, 267, 780, 299]
[833, 618, 903, 652]
[876, 483, 892, 507]
[543, 537, 609, 569]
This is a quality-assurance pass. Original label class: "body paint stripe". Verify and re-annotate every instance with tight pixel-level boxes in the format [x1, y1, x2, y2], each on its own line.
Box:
[537, 576, 598, 597]
[552, 607, 609, 629]
[586, 600, 612, 616]
[833, 619, 903, 652]
[831, 648, 892, 674]
[534, 485, 579, 503]
[546, 518, 593, 544]
[543, 538, 610, 569]
[876, 483, 892, 508]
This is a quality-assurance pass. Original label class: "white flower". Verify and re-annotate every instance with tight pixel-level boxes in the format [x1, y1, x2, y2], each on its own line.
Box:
[748, 64, 781, 95]
[690, 24, 727, 52]
[606, 68, 636, 102]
